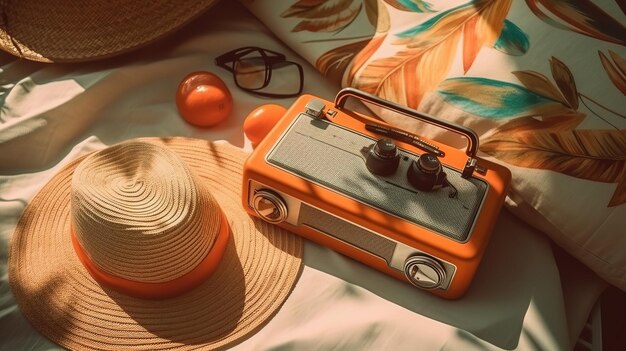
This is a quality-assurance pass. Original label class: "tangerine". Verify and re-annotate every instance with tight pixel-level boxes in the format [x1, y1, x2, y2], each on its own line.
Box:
[176, 71, 233, 127]
[243, 104, 287, 146]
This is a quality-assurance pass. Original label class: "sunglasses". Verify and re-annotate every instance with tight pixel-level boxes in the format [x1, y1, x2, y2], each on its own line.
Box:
[215, 46, 304, 98]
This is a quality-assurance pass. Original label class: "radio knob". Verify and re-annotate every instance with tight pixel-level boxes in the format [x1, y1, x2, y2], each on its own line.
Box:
[365, 138, 400, 176]
[403, 255, 446, 289]
[407, 153, 446, 191]
[252, 190, 288, 223]
[416, 153, 441, 173]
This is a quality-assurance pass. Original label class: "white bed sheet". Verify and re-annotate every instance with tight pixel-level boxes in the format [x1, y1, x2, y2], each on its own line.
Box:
[0, 2, 607, 350]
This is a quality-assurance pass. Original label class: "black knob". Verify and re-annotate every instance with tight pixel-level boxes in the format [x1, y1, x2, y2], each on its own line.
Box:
[417, 153, 441, 173]
[374, 138, 397, 158]
[365, 138, 400, 176]
[407, 153, 447, 191]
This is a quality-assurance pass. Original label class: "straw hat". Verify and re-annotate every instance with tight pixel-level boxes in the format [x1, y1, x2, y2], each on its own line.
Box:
[0, 0, 220, 62]
[9, 137, 303, 350]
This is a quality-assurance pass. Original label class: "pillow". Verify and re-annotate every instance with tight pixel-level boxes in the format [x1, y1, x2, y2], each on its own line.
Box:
[240, 0, 626, 291]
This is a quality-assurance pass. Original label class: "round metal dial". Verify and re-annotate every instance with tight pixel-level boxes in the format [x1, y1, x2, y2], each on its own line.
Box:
[252, 190, 288, 223]
[403, 255, 446, 289]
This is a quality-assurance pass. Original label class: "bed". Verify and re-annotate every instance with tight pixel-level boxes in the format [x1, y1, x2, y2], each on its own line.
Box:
[1, 1, 623, 350]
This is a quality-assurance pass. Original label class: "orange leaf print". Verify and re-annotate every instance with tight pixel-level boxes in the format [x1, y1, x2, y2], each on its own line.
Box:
[356, 0, 512, 109]
[356, 30, 461, 107]
[347, 34, 387, 86]
[317, 39, 373, 85]
[549, 57, 579, 110]
[282, 0, 362, 33]
[462, 0, 510, 73]
[481, 129, 626, 207]
[599, 50, 626, 96]
[525, 0, 626, 45]
[364, 0, 390, 31]
[511, 71, 569, 106]
[482, 113, 585, 140]
[462, 16, 482, 74]
[610, 174, 626, 207]
[609, 51, 626, 76]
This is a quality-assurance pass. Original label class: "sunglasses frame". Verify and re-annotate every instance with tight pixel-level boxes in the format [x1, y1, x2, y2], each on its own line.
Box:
[215, 46, 304, 98]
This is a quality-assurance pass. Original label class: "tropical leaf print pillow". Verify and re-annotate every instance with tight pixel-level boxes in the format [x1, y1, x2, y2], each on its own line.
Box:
[240, 0, 626, 291]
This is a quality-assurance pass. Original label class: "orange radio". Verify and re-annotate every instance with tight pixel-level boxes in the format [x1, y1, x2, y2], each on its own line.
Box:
[242, 88, 511, 299]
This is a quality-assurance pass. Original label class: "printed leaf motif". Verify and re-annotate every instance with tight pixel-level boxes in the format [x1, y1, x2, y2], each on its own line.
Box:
[437, 77, 575, 118]
[317, 39, 373, 85]
[282, 0, 362, 33]
[282, 0, 328, 17]
[494, 20, 529, 56]
[356, 0, 512, 108]
[314, 0, 388, 85]
[483, 113, 585, 137]
[525, 0, 626, 45]
[481, 129, 626, 207]
[550, 56, 579, 110]
[612, 177, 626, 208]
[462, 15, 483, 73]
[599, 50, 626, 96]
[511, 71, 568, 106]
[619, 1, 626, 14]
[608, 50, 626, 77]
[347, 34, 387, 86]
[364, 0, 390, 32]
[383, 0, 434, 12]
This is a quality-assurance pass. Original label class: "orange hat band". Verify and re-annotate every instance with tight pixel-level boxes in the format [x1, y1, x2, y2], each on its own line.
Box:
[70, 212, 230, 300]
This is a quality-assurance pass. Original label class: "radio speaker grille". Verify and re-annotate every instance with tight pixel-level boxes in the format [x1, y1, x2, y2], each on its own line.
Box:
[267, 114, 487, 241]
[299, 204, 397, 263]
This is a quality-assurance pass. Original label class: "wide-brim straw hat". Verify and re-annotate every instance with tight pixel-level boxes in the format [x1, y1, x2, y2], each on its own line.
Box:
[9, 137, 303, 350]
[0, 0, 220, 62]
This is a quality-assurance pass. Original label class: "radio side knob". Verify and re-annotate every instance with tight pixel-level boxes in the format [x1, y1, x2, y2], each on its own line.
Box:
[403, 255, 446, 290]
[252, 190, 288, 224]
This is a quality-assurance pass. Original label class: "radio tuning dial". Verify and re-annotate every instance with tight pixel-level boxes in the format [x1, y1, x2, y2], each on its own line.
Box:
[365, 138, 400, 176]
[403, 255, 446, 290]
[252, 190, 288, 223]
[407, 153, 447, 191]
[416, 153, 441, 173]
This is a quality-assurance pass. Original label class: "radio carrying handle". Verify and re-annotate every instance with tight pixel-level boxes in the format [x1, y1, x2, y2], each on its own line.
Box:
[334, 88, 480, 178]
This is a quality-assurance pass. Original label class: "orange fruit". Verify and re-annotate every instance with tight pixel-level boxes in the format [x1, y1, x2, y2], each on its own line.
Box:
[243, 104, 287, 146]
[176, 71, 233, 127]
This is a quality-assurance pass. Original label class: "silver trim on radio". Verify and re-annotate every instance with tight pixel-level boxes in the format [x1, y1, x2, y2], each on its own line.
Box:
[247, 179, 457, 290]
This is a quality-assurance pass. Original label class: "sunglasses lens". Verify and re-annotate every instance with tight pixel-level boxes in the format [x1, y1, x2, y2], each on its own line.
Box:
[234, 56, 268, 90]
[232, 50, 302, 97]
[223, 48, 303, 97]
[262, 61, 302, 97]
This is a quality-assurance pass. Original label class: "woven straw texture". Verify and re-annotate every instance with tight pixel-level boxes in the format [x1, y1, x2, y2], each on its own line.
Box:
[0, 0, 219, 62]
[71, 141, 221, 283]
[9, 137, 303, 350]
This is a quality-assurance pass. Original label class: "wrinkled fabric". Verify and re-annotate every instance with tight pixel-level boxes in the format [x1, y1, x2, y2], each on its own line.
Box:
[0, 2, 606, 350]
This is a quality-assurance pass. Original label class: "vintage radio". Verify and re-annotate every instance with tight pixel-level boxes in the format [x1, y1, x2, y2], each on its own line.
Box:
[242, 88, 510, 299]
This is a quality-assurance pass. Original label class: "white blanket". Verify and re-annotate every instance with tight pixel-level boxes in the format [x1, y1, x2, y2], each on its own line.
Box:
[0, 2, 606, 350]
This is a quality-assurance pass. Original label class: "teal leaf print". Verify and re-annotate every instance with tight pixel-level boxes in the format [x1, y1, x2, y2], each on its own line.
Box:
[494, 20, 529, 56]
[395, 3, 462, 38]
[437, 77, 575, 118]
